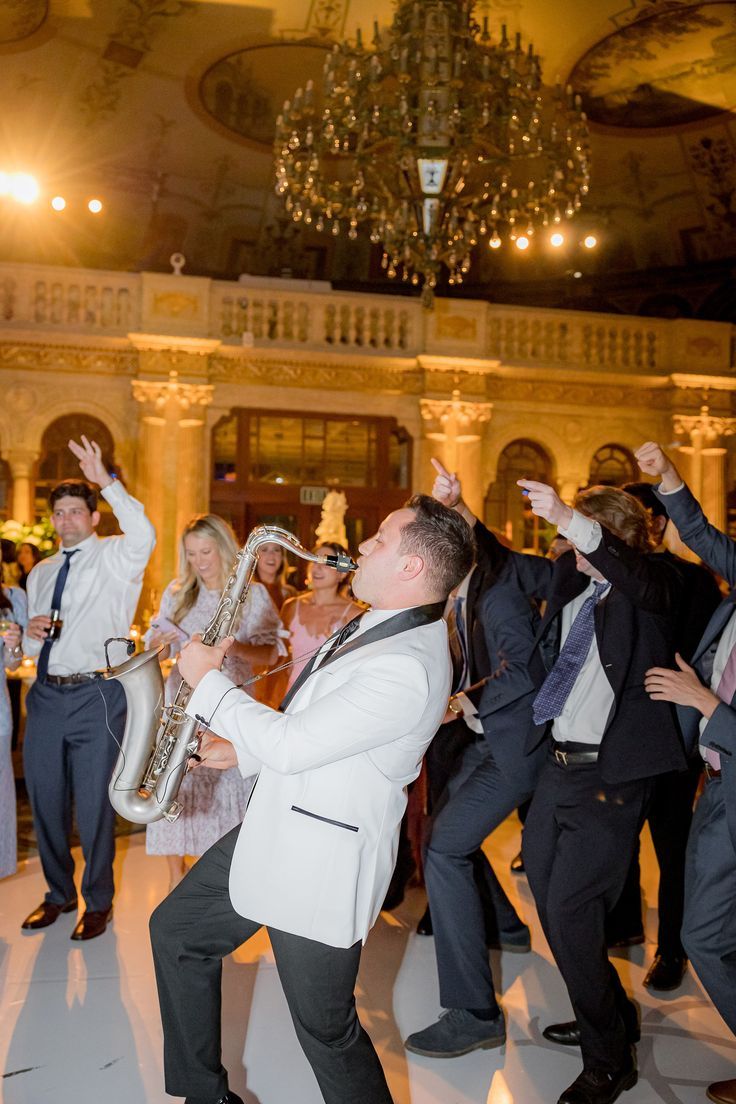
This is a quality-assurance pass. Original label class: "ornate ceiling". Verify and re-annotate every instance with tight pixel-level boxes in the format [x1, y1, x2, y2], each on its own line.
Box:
[1, 0, 735, 316]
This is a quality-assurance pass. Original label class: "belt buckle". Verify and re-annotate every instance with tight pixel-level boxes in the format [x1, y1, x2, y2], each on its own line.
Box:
[554, 748, 568, 766]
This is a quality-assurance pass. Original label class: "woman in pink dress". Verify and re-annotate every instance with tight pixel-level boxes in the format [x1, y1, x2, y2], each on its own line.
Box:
[144, 514, 284, 889]
[280, 542, 363, 691]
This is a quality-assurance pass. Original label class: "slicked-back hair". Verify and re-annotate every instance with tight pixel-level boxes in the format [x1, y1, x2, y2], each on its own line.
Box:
[574, 485, 652, 553]
[49, 480, 97, 512]
[400, 494, 476, 599]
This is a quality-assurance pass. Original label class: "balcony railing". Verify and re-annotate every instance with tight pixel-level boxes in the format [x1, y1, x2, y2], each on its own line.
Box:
[0, 261, 732, 376]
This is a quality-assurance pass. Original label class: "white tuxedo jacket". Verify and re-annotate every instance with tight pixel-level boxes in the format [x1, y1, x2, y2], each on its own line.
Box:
[186, 607, 450, 948]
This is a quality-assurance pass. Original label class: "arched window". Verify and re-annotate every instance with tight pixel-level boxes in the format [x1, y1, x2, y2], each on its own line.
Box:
[588, 444, 636, 487]
[485, 439, 555, 552]
[36, 414, 120, 533]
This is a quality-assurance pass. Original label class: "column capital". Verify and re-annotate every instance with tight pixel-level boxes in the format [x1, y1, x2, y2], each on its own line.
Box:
[420, 390, 493, 440]
[672, 405, 736, 446]
[2, 446, 40, 474]
[132, 370, 214, 412]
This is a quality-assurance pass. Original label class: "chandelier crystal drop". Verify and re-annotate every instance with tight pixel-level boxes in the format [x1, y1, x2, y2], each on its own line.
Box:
[274, 0, 590, 305]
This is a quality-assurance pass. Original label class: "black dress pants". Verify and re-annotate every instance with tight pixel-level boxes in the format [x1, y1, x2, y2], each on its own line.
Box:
[523, 755, 651, 1073]
[606, 760, 702, 956]
[149, 826, 394, 1104]
[23, 677, 125, 911]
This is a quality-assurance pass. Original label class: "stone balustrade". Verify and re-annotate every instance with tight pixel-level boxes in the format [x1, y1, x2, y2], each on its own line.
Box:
[0, 261, 732, 376]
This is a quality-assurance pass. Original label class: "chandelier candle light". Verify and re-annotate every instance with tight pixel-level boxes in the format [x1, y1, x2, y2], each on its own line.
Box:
[274, 0, 590, 306]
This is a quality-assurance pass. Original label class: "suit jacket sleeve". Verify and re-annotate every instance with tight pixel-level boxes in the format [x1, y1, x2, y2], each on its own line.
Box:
[473, 518, 553, 600]
[186, 652, 430, 775]
[700, 702, 736, 763]
[471, 584, 538, 717]
[655, 482, 736, 588]
[582, 525, 681, 614]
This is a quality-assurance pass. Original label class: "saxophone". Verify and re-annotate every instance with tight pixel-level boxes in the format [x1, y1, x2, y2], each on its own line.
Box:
[105, 525, 356, 824]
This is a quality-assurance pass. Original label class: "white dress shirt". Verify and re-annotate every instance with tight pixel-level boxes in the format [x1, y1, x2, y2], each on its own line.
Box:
[550, 577, 614, 747]
[24, 481, 156, 674]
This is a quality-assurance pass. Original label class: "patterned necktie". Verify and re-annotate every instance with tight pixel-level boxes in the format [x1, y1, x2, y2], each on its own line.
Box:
[36, 549, 79, 681]
[708, 644, 736, 770]
[447, 594, 469, 694]
[532, 580, 609, 725]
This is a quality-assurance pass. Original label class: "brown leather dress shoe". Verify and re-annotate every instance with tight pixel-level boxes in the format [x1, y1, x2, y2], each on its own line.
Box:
[71, 907, 113, 941]
[21, 898, 77, 931]
[708, 1078, 736, 1104]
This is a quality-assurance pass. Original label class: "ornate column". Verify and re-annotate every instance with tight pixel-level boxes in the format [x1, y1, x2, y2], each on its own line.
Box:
[420, 391, 493, 517]
[672, 406, 736, 531]
[2, 447, 40, 524]
[132, 370, 214, 609]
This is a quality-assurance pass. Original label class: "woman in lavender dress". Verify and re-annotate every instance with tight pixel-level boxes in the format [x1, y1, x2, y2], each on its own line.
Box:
[0, 570, 27, 880]
[145, 515, 284, 889]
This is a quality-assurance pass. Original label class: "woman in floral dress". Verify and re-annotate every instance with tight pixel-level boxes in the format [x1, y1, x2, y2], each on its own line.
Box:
[145, 514, 284, 889]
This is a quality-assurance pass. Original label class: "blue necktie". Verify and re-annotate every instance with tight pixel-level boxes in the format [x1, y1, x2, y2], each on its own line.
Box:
[532, 580, 609, 725]
[448, 594, 469, 694]
[36, 549, 79, 681]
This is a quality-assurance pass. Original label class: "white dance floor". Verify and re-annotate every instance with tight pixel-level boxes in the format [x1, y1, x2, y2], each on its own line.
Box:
[1, 817, 733, 1104]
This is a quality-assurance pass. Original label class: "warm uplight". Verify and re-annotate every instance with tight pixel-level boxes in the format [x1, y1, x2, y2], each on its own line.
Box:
[550, 232, 565, 248]
[584, 234, 598, 249]
[515, 236, 530, 251]
[88, 198, 103, 213]
[10, 173, 40, 204]
[0, 172, 10, 196]
[51, 196, 66, 211]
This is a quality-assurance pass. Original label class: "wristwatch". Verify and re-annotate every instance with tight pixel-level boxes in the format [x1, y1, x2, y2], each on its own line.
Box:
[448, 697, 463, 716]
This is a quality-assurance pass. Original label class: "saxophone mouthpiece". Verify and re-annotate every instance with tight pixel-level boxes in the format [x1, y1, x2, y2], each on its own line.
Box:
[324, 552, 357, 572]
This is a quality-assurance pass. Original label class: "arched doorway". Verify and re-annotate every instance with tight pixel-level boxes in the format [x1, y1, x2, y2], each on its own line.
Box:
[36, 415, 121, 533]
[485, 439, 555, 552]
[588, 444, 636, 487]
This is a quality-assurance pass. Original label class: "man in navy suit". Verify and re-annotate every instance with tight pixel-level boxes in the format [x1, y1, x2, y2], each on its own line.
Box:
[638, 441, 736, 1104]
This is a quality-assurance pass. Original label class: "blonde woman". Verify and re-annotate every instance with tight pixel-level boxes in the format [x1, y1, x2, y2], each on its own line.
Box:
[145, 514, 284, 889]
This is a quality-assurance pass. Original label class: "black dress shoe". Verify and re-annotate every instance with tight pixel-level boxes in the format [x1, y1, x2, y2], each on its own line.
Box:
[416, 905, 433, 936]
[643, 954, 687, 991]
[606, 931, 645, 949]
[510, 850, 525, 874]
[21, 898, 77, 930]
[557, 1050, 637, 1104]
[215, 1094, 245, 1104]
[543, 1019, 640, 1047]
[70, 907, 113, 941]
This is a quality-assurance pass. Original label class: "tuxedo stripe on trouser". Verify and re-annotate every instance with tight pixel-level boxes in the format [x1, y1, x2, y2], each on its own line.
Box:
[149, 825, 394, 1104]
[681, 777, 736, 1035]
[522, 756, 651, 1073]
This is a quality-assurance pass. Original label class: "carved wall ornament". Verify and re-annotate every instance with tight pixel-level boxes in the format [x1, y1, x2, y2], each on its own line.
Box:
[420, 391, 494, 440]
[0, 341, 137, 376]
[132, 370, 213, 411]
[673, 404, 736, 444]
[151, 291, 201, 320]
[209, 353, 425, 395]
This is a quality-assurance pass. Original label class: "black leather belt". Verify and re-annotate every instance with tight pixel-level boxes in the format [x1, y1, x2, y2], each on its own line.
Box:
[552, 743, 599, 766]
[704, 762, 722, 781]
[43, 672, 102, 686]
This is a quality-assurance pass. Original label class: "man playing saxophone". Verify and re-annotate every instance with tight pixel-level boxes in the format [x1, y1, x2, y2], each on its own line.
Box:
[149, 494, 475, 1104]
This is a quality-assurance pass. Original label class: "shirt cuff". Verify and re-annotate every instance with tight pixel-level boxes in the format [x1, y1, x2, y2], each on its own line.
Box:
[558, 509, 602, 554]
[657, 481, 685, 496]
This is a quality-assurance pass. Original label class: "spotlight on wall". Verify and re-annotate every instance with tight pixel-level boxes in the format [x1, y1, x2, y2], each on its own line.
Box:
[88, 198, 103, 213]
[550, 231, 565, 248]
[583, 234, 598, 249]
[51, 196, 66, 211]
[515, 236, 530, 251]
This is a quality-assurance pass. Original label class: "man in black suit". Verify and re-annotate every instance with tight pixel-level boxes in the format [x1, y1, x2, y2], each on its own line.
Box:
[605, 481, 721, 991]
[434, 470, 685, 1104]
[638, 441, 736, 1104]
[404, 574, 545, 1057]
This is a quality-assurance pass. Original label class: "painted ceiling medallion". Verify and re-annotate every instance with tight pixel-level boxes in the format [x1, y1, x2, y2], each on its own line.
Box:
[570, 2, 736, 128]
[199, 43, 331, 148]
[0, 0, 48, 45]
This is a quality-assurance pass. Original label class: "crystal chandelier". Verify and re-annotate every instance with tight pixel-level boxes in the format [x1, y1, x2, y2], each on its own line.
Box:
[274, 0, 590, 305]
